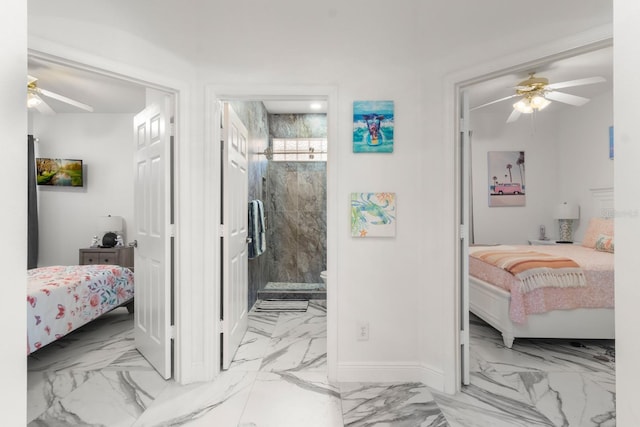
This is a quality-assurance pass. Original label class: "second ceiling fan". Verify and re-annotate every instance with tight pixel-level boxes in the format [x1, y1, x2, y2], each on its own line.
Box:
[27, 75, 94, 114]
[471, 73, 605, 123]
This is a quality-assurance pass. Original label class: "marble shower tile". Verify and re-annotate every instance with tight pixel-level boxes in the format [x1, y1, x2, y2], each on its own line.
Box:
[238, 371, 343, 427]
[340, 382, 448, 427]
[267, 162, 298, 212]
[132, 371, 257, 427]
[298, 167, 327, 213]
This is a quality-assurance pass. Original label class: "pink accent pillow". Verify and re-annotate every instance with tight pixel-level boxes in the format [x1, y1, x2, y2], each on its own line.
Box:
[582, 218, 614, 248]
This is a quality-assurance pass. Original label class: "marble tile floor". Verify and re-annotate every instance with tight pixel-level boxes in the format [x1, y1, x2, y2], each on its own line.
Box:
[27, 304, 615, 426]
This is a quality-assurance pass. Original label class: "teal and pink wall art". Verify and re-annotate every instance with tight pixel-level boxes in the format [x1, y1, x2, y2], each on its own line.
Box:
[353, 100, 394, 153]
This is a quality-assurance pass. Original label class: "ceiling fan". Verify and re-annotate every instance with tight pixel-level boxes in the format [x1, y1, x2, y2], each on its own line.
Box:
[27, 75, 94, 114]
[471, 73, 605, 123]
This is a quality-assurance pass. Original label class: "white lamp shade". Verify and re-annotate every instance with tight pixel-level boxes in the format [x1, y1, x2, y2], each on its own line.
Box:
[98, 215, 123, 234]
[554, 202, 579, 220]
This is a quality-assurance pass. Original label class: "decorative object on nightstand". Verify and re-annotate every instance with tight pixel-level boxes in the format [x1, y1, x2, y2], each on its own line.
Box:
[538, 225, 547, 241]
[554, 202, 580, 243]
[97, 215, 124, 248]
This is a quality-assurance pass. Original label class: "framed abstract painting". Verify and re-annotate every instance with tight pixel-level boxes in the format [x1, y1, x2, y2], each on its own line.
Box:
[353, 100, 394, 153]
[351, 192, 396, 237]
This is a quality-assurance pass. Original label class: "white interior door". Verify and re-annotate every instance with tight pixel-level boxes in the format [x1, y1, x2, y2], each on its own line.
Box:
[133, 100, 172, 379]
[221, 102, 249, 369]
[460, 90, 471, 385]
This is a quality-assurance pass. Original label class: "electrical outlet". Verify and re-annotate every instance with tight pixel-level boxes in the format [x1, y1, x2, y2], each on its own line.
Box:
[357, 321, 369, 341]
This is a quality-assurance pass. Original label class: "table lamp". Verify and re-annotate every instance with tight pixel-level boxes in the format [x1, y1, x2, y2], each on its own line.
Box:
[554, 202, 579, 243]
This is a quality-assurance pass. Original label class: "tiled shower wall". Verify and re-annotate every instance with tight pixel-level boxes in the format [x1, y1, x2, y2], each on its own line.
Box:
[229, 101, 270, 310]
[266, 114, 327, 283]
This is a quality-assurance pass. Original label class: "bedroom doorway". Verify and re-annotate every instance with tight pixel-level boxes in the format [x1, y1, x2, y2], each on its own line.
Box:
[453, 39, 614, 389]
[27, 50, 179, 380]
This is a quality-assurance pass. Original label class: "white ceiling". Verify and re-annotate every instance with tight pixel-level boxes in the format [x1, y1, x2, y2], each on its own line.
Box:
[28, 56, 146, 114]
[28, 45, 610, 117]
[27, 56, 328, 115]
[466, 46, 613, 118]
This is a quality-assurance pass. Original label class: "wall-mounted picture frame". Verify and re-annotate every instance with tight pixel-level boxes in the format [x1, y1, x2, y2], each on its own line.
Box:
[488, 151, 525, 207]
[353, 100, 394, 153]
[609, 125, 614, 159]
[36, 158, 84, 187]
[351, 192, 396, 237]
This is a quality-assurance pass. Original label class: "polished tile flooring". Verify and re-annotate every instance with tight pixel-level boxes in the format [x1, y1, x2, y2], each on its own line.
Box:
[27, 303, 615, 426]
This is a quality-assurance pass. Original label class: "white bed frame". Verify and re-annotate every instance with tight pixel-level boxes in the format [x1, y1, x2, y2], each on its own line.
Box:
[469, 275, 614, 348]
[470, 187, 615, 348]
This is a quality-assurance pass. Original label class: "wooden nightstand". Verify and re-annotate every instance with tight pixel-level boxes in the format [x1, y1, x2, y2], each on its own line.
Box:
[79, 246, 134, 269]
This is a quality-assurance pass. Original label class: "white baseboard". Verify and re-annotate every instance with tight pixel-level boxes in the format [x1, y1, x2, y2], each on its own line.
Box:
[336, 362, 445, 392]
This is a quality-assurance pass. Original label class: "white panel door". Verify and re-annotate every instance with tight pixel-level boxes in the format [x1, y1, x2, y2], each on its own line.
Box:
[460, 90, 471, 385]
[133, 101, 172, 379]
[221, 102, 249, 369]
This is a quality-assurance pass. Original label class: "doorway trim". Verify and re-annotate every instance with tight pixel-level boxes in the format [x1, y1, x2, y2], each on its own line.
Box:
[205, 84, 339, 380]
[27, 38, 191, 382]
[444, 27, 613, 394]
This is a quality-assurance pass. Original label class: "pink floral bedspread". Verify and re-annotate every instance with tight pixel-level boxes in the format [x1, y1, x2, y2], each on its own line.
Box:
[27, 265, 134, 354]
[469, 245, 614, 323]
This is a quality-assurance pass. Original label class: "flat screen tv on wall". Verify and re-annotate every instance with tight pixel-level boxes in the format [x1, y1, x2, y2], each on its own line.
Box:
[36, 158, 84, 187]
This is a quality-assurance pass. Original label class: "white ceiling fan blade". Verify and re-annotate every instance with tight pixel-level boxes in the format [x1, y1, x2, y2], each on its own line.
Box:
[470, 94, 518, 111]
[39, 88, 94, 112]
[546, 76, 605, 90]
[34, 96, 56, 115]
[545, 91, 590, 106]
[506, 108, 521, 123]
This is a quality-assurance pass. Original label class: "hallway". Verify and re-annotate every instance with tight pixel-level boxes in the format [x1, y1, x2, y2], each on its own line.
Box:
[27, 303, 614, 426]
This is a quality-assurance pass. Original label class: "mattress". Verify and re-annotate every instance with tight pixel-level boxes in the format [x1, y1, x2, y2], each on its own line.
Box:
[27, 264, 134, 354]
[469, 244, 614, 323]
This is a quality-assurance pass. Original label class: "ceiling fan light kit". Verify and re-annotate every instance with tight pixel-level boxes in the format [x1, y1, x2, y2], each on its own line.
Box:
[27, 75, 94, 114]
[27, 91, 43, 108]
[473, 72, 605, 123]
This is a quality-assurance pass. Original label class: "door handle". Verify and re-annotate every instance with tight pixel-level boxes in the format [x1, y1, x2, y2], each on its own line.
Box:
[129, 240, 138, 248]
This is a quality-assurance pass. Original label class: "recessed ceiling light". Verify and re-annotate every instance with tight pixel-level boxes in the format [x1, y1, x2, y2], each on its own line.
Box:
[310, 102, 322, 110]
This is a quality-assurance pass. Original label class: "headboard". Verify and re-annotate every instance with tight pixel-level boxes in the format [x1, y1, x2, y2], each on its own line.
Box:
[590, 187, 614, 219]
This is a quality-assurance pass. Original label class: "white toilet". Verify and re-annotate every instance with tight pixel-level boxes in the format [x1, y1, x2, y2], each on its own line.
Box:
[320, 270, 327, 285]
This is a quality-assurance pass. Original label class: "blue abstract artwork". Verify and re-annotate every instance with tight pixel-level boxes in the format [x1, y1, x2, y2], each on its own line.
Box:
[353, 100, 394, 153]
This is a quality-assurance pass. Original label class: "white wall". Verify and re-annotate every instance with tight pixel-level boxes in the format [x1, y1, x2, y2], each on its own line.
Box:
[614, 2, 640, 425]
[556, 89, 614, 241]
[471, 110, 559, 244]
[31, 113, 135, 266]
[2, 1, 27, 424]
[471, 88, 613, 244]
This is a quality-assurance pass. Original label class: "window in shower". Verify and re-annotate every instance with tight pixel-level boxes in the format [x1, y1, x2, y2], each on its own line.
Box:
[271, 138, 327, 162]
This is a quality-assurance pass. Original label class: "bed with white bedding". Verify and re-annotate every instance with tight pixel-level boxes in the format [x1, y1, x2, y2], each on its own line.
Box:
[468, 217, 614, 348]
[27, 264, 134, 354]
